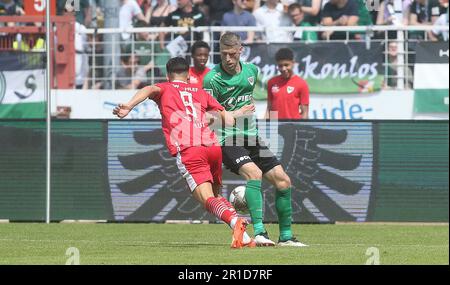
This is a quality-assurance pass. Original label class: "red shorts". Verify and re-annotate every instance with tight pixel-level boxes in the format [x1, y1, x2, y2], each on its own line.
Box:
[175, 145, 223, 192]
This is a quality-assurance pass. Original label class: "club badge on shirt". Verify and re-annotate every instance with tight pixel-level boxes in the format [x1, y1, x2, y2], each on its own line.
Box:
[248, 76, 255, 86]
[287, 86, 295, 94]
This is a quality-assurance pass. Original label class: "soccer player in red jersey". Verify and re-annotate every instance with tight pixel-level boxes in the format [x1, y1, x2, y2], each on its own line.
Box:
[189, 41, 211, 88]
[113, 57, 256, 249]
[266, 48, 310, 120]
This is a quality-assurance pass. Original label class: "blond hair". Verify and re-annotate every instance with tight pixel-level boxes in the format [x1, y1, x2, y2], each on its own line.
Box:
[220, 32, 242, 48]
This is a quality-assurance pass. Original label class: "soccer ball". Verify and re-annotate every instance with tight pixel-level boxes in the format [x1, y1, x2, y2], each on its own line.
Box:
[229, 186, 248, 214]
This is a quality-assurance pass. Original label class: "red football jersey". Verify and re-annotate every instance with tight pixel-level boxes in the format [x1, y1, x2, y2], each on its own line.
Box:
[267, 75, 310, 119]
[152, 81, 224, 156]
[189, 67, 210, 88]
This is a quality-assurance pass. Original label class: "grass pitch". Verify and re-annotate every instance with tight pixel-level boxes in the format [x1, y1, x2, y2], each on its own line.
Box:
[0, 223, 448, 265]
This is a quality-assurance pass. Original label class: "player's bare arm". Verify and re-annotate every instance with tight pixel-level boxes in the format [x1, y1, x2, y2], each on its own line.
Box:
[113, 85, 162, 119]
[300, 105, 309, 120]
[208, 105, 255, 128]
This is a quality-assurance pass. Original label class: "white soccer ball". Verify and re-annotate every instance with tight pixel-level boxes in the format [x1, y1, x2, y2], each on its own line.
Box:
[229, 186, 249, 214]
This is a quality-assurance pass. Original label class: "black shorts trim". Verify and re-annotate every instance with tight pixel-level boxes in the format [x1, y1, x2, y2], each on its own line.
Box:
[221, 137, 280, 175]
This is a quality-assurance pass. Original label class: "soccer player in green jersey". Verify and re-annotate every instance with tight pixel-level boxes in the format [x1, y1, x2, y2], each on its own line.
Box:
[203, 32, 307, 247]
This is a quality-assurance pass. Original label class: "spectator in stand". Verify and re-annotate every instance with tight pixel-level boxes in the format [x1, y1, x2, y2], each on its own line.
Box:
[116, 53, 154, 89]
[0, 0, 24, 15]
[138, 0, 154, 22]
[160, 0, 207, 48]
[409, 0, 446, 25]
[120, 0, 148, 41]
[253, 0, 292, 42]
[297, 0, 322, 25]
[242, 0, 261, 12]
[0, 0, 25, 27]
[189, 41, 211, 88]
[147, 0, 177, 27]
[376, 0, 412, 39]
[288, 3, 318, 42]
[266, 48, 310, 120]
[429, 0, 449, 41]
[377, 0, 412, 26]
[125, 20, 172, 82]
[409, 0, 446, 39]
[385, 41, 413, 89]
[123, 20, 163, 79]
[222, 0, 257, 44]
[321, 0, 360, 40]
[57, 0, 92, 27]
[201, 0, 234, 26]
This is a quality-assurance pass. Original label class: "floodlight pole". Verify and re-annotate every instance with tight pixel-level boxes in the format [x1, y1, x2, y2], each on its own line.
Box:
[45, 1, 52, 224]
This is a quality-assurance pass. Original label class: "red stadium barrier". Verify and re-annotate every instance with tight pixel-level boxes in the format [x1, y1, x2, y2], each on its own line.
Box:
[0, 15, 75, 89]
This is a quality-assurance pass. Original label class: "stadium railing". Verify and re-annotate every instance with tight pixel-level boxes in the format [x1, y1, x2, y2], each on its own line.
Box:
[1, 22, 448, 90]
[75, 25, 448, 91]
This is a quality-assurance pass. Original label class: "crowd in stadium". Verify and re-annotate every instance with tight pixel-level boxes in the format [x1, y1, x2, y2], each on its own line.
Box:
[0, 0, 448, 90]
[1, 0, 448, 40]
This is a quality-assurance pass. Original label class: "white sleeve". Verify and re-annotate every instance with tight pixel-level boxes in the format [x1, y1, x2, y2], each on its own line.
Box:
[131, 0, 143, 16]
[253, 9, 264, 27]
[432, 15, 446, 35]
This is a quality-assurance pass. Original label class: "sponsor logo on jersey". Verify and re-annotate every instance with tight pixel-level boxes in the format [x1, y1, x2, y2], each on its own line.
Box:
[226, 97, 236, 108]
[272, 85, 280, 94]
[190, 76, 199, 84]
[224, 94, 253, 109]
[248, 76, 255, 86]
[287, 86, 295, 94]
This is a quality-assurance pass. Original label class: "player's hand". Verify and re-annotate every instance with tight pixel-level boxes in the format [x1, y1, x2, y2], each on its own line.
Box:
[113, 103, 132, 119]
[234, 104, 256, 117]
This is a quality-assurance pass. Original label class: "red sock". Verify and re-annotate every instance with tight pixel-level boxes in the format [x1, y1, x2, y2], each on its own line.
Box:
[219, 196, 237, 216]
[206, 197, 237, 225]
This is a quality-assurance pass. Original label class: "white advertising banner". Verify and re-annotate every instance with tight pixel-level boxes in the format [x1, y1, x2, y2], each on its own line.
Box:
[0, 69, 46, 118]
[52, 90, 448, 120]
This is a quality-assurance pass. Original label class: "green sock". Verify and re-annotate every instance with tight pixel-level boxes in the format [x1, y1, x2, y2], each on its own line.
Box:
[244, 180, 265, 235]
[276, 188, 293, 241]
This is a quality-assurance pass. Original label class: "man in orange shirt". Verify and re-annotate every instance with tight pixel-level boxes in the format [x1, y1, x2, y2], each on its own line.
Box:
[266, 48, 310, 120]
[189, 41, 211, 88]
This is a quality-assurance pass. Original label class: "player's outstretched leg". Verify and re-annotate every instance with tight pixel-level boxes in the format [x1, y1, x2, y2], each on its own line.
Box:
[264, 166, 308, 247]
[193, 182, 253, 249]
[218, 196, 256, 248]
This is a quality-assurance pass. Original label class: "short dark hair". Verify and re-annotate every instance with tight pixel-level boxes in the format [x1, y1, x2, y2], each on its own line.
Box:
[191, 41, 210, 55]
[166, 57, 190, 75]
[275, 48, 295, 62]
[288, 3, 302, 14]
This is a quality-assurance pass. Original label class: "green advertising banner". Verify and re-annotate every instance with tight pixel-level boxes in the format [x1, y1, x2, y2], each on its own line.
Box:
[241, 42, 385, 100]
[414, 42, 449, 113]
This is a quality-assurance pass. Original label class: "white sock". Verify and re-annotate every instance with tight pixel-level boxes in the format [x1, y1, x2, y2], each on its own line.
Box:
[230, 217, 237, 229]
[242, 232, 251, 244]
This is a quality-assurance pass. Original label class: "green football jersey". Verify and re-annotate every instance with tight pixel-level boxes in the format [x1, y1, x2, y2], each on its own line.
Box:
[203, 62, 259, 143]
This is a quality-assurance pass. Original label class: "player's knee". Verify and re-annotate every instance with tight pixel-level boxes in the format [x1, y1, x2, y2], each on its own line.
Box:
[276, 173, 291, 190]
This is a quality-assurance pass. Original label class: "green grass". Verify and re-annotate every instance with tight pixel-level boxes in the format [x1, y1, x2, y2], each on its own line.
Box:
[0, 223, 448, 265]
